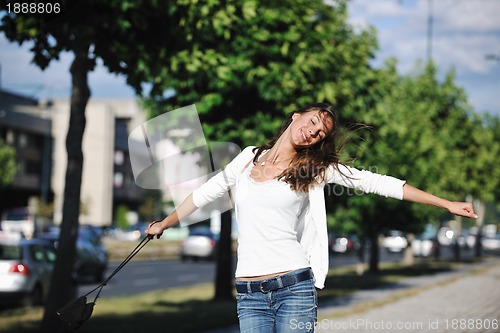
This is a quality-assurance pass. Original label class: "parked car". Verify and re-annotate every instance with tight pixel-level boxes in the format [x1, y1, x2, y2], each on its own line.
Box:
[38, 226, 108, 282]
[412, 236, 437, 257]
[0, 207, 36, 239]
[180, 226, 218, 261]
[482, 233, 500, 253]
[109, 222, 149, 241]
[382, 230, 408, 253]
[438, 226, 455, 246]
[0, 232, 56, 307]
[329, 234, 360, 254]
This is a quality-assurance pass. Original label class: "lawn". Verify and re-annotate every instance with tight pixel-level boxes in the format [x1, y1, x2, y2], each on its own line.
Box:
[0, 260, 460, 333]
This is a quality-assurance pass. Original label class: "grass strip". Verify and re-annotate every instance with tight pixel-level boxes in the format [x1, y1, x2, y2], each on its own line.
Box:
[0, 260, 468, 333]
[0, 283, 236, 333]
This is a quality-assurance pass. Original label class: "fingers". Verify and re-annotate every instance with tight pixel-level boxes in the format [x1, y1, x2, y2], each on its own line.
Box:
[145, 220, 163, 240]
[464, 203, 479, 219]
[454, 202, 478, 219]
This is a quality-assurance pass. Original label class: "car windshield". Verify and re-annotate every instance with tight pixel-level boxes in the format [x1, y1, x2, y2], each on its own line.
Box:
[0, 244, 21, 260]
[188, 227, 219, 240]
[3, 212, 29, 221]
[189, 228, 213, 237]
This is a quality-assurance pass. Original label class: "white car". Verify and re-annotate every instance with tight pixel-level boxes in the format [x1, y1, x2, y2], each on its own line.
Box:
[0, 233, 56, 307]
[382, 230, 408, 253]
[412, 238, 437, 257]
[180, 227, 218, 261]
[482, 233, 500, 252]
[0, 207, 36, 239]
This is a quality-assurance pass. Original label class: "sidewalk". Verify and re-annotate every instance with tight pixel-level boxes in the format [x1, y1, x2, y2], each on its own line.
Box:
[202, 259, 500, 333]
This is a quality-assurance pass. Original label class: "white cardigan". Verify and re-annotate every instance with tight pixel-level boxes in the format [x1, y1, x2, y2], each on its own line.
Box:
[192, 146, 406, 289]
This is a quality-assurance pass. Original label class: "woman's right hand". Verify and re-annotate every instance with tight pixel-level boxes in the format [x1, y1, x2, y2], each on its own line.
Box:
[145, 220, 165, 240]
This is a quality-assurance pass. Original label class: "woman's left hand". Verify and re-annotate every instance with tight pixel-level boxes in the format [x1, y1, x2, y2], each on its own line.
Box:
[447, 202, 478, 219]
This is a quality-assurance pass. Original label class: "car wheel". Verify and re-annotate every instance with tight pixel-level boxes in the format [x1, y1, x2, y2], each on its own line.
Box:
[22, 284, 43, 307]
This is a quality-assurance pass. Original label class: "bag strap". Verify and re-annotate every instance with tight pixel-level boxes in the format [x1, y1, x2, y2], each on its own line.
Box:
[83, 220, 161, 302]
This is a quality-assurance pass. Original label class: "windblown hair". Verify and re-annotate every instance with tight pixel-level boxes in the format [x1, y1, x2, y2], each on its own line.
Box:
[253, 102, 345, 192]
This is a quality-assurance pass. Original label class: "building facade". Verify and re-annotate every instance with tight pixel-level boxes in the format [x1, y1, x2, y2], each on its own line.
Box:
[0, 89, 146, 227]
[0, 90, 53, 211]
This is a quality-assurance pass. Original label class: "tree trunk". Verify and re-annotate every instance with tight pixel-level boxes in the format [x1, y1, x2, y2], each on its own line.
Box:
[355, 238, 366, 276]
[453, 216, 462, 262]
[368, 232, 379, 273]
[214, 209, 234, 301]
[474, 200, 486, 258]
[42, 42, 91, 332]
[402, 233, 415, 266]
[434, 221, 443, 260]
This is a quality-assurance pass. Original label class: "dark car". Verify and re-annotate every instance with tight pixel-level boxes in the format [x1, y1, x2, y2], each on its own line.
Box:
[38, 226, 108, 282]
[180, 226, 219, 261]
[0, 233, 56, 307]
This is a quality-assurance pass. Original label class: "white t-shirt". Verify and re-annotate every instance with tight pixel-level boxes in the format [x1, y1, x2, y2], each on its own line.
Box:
[192, 146, 406, 288]
[233, 163, 310, 277]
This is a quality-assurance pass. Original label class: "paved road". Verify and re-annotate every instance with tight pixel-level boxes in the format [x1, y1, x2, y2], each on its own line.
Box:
[316, 260, 500, 332]
[202, 259, 500, 333]
[78, 244, 472, 299]
[78, 259, 217, 298]
[78, 250, 401, 298]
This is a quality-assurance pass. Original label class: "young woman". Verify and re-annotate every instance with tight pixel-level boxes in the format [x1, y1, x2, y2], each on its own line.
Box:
[145, 102, 477, 333]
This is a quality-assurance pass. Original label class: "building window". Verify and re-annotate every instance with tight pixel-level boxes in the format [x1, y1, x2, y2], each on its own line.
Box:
[19, 132, 28, 147]
[114, 150, 124, 165]
[6, 129, 15, 145]
[114, 172, 123, 188]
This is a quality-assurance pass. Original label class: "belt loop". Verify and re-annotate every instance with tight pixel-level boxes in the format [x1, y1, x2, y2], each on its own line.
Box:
[246, 282, 252, 293]
[276, 276, 283, 289]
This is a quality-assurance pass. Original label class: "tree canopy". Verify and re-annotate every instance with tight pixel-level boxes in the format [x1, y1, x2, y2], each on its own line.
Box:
[143, 0, 379, 147]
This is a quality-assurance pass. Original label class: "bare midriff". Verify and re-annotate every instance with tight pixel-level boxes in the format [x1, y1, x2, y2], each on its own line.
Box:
[235, 270, 294, 281]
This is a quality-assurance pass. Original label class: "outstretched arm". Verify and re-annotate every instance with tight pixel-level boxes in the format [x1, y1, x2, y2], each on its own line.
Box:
[402, 184, 478, 219]
[145, 193, 198, 239]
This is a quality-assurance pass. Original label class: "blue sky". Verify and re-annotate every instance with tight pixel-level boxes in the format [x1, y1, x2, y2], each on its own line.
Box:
[1, 0, 499, 116]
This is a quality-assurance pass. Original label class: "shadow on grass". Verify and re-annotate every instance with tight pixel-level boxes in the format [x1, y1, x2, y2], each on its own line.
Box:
[317, 260, 458, 309]
[0, 293, 237, 333]
[0, 260, 470, 333]
[78, 298, 237, 333]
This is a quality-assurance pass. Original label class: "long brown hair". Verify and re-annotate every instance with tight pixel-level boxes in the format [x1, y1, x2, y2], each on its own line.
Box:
[252, 102, 344, 192]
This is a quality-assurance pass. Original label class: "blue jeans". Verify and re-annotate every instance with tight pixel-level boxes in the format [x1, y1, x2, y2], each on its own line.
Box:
[235, 269, 318, 333]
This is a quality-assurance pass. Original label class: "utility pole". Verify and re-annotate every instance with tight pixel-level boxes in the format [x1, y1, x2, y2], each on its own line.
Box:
[427, 0, 433, 61]
[397, 0, 434, 61]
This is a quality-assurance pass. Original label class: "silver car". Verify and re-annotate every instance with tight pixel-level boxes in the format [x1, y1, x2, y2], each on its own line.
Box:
[0, 233, 56, 307]
[180, 227, 218, 261]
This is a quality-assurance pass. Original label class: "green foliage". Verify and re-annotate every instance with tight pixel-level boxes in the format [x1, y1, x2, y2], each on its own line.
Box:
[138, 190, 163, 221]
[330, 61, 500, 240]
[114, 205, 130, 230]
[142, 0, 379, 147]
[0, 140, 17, 187]
[137, 1, 500, 242]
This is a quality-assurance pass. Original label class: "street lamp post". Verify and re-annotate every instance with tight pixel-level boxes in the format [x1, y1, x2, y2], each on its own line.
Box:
[427, 0, 433, 61]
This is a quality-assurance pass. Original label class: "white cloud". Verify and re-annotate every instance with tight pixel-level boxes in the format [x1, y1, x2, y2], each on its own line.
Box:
[433, 34, 500, 74]
[347, 0, 500, 115]
[437, 0, 500, 32]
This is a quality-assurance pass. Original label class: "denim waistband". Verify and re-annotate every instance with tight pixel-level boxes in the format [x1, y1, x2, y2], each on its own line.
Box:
[235, 268, 313, 294]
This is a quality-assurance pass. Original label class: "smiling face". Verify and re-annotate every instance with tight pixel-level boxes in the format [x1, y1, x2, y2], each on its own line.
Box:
[289, 109, 335, 148]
